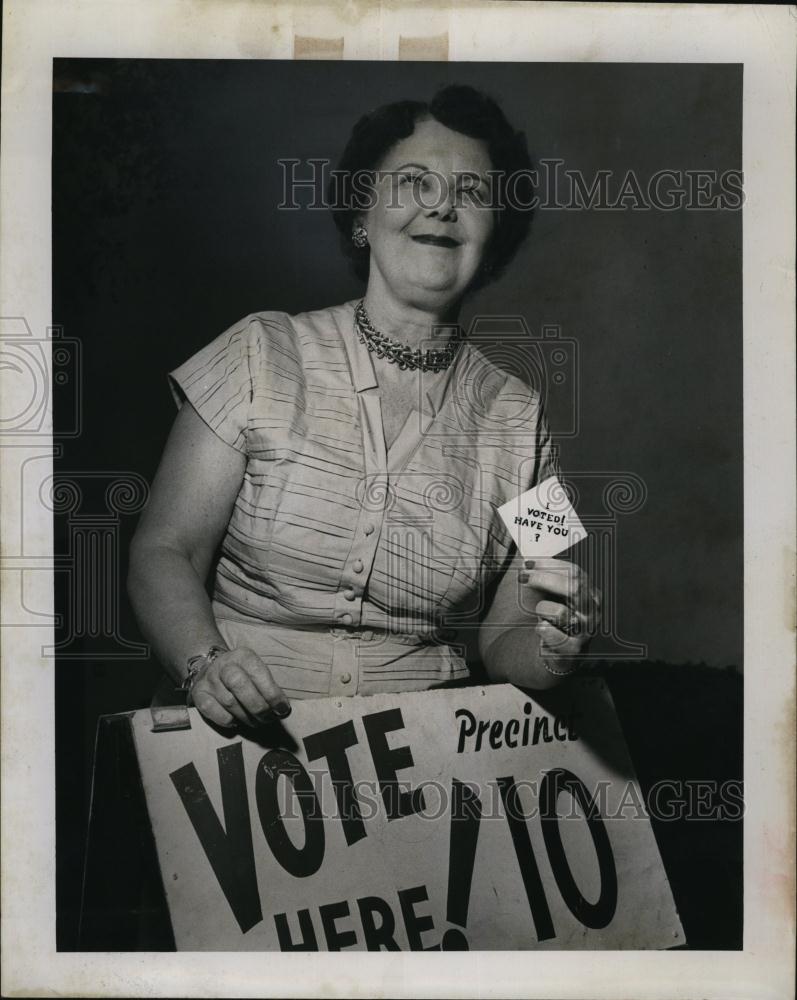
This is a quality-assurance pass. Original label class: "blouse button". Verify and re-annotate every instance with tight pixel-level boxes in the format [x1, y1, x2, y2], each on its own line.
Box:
[364, 524, 375, 536]
[341, 672, 352, 685]
[352, 559, 364, 574]
[338, 613, 353, 625]
[343, 588, 356, 601]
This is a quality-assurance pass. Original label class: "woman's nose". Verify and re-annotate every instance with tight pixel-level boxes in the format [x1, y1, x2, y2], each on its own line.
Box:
[424, 176, 458, 220]
[428, 200, 457, 221]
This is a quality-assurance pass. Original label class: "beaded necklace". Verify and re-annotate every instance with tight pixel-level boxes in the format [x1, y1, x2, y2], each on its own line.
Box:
[354, 300, 462, 373]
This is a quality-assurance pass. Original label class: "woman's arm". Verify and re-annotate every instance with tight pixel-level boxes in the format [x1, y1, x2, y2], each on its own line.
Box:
[128, 402, 290, 725]
[478, 553, 600, 690]
[128, 402, 241, 675]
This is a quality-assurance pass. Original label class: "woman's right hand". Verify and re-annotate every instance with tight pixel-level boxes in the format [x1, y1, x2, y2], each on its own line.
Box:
[187, 647, 291, 728]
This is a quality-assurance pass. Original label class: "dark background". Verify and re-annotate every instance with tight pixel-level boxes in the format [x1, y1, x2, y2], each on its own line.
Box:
[53, 59, 743, 950]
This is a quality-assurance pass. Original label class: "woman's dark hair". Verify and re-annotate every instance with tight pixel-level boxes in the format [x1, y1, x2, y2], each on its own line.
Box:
[329, 84, 535, 292]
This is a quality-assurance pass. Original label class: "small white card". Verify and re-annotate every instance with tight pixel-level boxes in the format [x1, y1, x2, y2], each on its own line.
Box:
[497, 476, 587, 558]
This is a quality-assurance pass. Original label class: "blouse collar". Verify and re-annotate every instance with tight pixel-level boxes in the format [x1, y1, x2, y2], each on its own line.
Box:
[335, 298, 467, 419]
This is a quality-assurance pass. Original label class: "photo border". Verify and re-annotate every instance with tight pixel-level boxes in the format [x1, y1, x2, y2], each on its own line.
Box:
[1, 2, 794, 997]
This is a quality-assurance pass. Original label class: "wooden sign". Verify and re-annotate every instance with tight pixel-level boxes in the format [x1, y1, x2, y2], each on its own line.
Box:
[125, 679, 684, 951]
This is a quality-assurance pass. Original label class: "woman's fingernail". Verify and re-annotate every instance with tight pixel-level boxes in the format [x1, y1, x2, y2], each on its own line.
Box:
[273, 702, 292, 719]
[518, 572, 529, 583]
[524, 559, 535, 569]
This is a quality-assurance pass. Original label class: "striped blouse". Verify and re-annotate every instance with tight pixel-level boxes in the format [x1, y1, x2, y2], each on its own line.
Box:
[169, 299, 559, 700]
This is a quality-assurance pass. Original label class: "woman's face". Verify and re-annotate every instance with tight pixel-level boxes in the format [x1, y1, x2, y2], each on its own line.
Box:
[359, 118, 495, 310]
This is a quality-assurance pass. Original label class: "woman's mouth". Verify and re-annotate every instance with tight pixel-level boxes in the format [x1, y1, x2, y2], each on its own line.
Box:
[410, 234, 461, 248]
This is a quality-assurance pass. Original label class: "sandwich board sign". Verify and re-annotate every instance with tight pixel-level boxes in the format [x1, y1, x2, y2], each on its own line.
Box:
[86, 680, 684, 951]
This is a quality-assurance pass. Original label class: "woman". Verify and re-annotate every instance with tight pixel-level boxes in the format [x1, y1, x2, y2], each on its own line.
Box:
[128, 84, 600, 729]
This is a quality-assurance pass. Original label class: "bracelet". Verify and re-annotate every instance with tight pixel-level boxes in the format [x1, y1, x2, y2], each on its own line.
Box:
[180, 644, 227, 692]
[541, 656, 580, 678]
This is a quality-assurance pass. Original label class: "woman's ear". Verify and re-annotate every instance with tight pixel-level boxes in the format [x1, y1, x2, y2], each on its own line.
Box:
[349, 204, 368, 231]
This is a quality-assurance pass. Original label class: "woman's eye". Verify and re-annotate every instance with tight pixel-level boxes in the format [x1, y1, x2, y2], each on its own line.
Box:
[458, 178, 482, 199]
[462, 187, 484, 205]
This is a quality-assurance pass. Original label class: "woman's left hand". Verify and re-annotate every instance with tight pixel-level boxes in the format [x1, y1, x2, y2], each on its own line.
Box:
[520, 557, 601, 674]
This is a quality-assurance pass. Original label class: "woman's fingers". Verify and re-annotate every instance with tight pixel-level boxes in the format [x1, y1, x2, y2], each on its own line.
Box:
[522, 560, 602, 678]
[535, 599, 581, 632]
[536, 620, 581, 656]
[535, 599, 600, 637]
[522, 559, 588, 609]
[522, 558, 601, 624]
[190, 688, 236, 728]
[214, 661, 272, 724]
[237, 650, 292, 718]
[204, 674, 257, 726]
[192, 648, 291, 727]
[534, 601, 574, 628]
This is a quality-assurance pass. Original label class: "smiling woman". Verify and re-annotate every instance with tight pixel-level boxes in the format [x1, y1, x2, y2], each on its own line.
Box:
[331, 86, 535, 294]
[127, 83, 602, 730]
[357, 118, 495, 304]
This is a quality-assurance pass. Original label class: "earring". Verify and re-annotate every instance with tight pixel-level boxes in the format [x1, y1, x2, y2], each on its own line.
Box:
[352, 225, 369, 248]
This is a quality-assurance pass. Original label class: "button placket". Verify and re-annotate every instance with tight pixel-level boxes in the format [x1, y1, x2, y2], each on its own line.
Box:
[334, 389, 389, 627]
[329, 629, 360, 695]
[331, 305, 392, 633]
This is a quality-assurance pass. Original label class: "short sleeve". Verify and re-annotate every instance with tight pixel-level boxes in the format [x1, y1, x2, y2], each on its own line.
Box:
[530, 399, 562, 488]
[168, 318, 257, 454]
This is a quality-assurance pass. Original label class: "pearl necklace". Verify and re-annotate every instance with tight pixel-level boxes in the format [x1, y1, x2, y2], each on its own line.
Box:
[354, 300, 462, 373]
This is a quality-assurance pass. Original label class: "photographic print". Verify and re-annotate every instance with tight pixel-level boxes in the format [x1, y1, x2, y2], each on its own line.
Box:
[1, 2, 794, 997]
